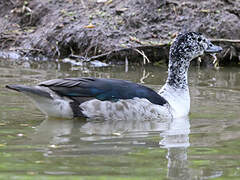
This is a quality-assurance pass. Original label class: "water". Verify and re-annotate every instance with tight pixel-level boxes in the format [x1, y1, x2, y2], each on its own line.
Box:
[0, 58, 239, 180]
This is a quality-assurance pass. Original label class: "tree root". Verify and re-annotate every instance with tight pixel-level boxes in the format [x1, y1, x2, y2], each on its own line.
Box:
[69, 44, 170, 64]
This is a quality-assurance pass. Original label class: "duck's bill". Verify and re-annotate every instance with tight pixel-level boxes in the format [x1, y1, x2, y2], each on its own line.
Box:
[205, 44, 223, 54]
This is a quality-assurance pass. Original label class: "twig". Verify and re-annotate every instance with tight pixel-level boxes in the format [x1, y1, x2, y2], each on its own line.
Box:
[80, 0, 86, 8]
[69, 54, 89, 61]
[211, 54, 220, 70]
[223, 48, 230, 57]
[140, 69, 150, 84]
[129, 36, 143, 44]
[125, 56, 128, 72]
[83, 44, 170, 62]
[210, 39, 240, 43]
[9, 47, 43, 52]
[134, 49, 150, 64]
[9, 0, 14, 4]
[87, 48, 130, 61]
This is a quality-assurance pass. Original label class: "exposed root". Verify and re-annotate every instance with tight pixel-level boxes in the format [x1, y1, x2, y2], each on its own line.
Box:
[79, 44, 170, 63]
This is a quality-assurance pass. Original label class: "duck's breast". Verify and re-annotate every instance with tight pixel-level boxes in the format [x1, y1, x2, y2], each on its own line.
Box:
[159, 84, 190, 118]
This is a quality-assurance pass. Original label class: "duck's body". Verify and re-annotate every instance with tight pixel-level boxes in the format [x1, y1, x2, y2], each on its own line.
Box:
[7, 78, 172, 120]
[6, 32, 222, 120]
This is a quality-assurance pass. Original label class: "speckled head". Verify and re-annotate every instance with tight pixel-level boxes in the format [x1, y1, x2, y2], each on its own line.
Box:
[170, 32, 222, 61]
[166, 32, 222, 89]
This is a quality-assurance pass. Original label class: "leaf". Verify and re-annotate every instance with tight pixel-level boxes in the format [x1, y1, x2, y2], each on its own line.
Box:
[84, 23, 95, 28]
[200, 9, 210, 13]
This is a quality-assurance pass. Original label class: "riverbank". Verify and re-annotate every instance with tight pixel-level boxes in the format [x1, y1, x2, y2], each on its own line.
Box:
[0, 0, 239, 65]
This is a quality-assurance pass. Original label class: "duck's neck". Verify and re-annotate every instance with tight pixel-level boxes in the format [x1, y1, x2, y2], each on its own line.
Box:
[166, 56, 190, 89]
[159, 56, 191, 118]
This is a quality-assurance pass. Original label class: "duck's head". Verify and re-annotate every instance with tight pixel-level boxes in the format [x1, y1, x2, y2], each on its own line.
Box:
[170, 32, 222, 61]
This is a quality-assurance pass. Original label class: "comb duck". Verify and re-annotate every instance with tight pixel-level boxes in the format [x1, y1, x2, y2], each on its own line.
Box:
[6, 32, 222, 120]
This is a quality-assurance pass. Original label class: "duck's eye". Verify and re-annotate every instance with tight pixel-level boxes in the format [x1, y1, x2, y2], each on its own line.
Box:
[198, 37, 202, 42]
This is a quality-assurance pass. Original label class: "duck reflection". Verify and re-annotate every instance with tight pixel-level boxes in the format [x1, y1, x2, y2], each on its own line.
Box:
[32, 116, 190, 179]
[159, 117, 190, 180]
[31, 118, 75, 144]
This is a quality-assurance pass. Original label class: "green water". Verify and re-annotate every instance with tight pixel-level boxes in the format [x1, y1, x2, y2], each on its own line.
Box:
[0, 59, 239, 180]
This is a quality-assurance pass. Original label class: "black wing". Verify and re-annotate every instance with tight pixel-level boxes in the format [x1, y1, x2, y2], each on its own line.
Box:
[39, 77, 167, 105]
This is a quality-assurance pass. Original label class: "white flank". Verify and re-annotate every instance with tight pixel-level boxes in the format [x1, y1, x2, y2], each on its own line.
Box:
[80, 97, 172, 120]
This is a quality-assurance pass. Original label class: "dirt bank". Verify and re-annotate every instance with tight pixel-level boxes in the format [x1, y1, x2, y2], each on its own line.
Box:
[0, 0, 240, 65]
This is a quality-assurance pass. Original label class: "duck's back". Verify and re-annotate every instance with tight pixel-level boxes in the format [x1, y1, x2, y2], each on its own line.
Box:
[39, 77, 167, 105]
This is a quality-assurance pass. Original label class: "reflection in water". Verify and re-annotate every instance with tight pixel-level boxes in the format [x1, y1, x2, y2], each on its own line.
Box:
[160, 117, 190, 180]
[32, 116, 190, 179]
[32, 119, 74, 145]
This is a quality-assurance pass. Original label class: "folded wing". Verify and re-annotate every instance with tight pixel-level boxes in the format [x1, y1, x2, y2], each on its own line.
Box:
[39, 77, 167, 106]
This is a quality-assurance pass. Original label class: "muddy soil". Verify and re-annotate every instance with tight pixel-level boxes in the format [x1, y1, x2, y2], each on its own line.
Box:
[0, 0, 239, 65]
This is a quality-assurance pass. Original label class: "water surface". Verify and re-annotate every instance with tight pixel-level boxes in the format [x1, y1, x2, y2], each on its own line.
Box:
[0, 59, 239, 179]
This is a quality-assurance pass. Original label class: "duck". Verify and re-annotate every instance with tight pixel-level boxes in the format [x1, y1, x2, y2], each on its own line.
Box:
[6, 32, 222, 120]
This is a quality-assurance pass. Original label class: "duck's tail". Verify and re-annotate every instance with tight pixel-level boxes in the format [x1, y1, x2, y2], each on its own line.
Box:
[6, 84, 52, 99]
[6, 84, 75, 118]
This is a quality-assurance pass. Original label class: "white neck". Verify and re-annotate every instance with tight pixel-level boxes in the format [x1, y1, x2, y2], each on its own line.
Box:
[159, 56, 191, 118]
